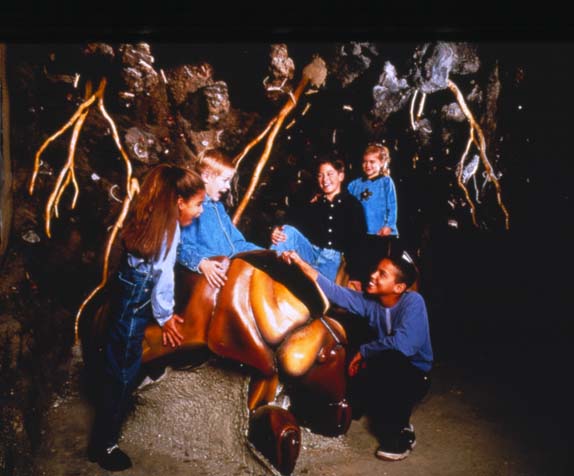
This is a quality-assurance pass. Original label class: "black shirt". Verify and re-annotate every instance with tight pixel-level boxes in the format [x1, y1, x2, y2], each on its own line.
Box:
[287, 191, 367, 257]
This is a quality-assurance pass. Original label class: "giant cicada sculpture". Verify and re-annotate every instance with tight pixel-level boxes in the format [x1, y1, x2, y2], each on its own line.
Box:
[84, 250, 351, 475]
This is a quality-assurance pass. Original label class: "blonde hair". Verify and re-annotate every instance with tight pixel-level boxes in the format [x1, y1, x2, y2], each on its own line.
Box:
[196, 148, 235, 177]
[364, 143, 391, 177]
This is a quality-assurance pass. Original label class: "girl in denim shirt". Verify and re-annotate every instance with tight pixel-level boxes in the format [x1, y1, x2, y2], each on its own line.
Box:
[347, 143, 399, 286]
[177, 149, 262, 288]
[347, 143, 398, 238]
[90, 165, 205, 471]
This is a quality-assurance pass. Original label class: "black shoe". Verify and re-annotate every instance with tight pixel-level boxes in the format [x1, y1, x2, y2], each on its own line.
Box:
[376, 430, 412, 461]
[403, 423, 416, 449]
[93, 445, 133, 471]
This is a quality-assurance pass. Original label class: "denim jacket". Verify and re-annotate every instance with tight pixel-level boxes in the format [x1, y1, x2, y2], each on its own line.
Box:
[125, 224, 180, 327]
[177, 196, 262, 272]
[348, 175, 398, 236]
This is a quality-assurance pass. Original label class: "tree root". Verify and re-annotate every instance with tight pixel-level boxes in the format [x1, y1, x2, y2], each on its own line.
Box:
[27, 76, 139, 343]
[448, 79, 510, 230]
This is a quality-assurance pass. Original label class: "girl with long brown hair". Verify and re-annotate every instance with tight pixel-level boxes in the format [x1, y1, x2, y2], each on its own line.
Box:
[90, 164, 205, 471]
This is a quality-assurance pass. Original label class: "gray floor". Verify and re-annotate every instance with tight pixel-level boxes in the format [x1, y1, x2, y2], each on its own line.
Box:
[33, 359, 571, 476]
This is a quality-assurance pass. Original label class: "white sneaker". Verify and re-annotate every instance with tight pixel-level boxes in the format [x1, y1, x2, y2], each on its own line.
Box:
[137, 366, 170, 390]
[375, 446, 410, 461]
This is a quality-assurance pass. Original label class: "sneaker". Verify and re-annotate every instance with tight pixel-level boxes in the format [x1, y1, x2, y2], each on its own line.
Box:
[375, 431, 412, 461]
[376, 445, 410, 461]
[94, 444, 133, 471]
[403, 423, 416, 449]
[137, 365, 171, 390]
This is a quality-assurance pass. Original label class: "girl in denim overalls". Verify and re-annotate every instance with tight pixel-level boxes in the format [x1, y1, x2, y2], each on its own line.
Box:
[90, 165, 205, 471]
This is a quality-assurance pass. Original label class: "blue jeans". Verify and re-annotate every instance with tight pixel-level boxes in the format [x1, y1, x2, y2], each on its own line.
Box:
[96, 257, 154, 448]
[271, 225, 342, 281]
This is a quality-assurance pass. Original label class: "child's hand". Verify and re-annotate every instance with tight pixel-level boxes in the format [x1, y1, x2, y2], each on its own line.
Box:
[270, 226, 287, 245]
[309, 193, 322, 204]
[377, 226, 392, 237]
[162, 314, 184, 348]
[199, 259, 228, 288]
[280, 250, 301, 266]
[280, 251, 318, 280]
[347, 280, 362, 291]
[348, 351, 363, 377]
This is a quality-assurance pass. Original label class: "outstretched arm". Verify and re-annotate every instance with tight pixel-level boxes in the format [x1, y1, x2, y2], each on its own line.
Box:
[281, 250, 375, 319]
[280, 250, 319, 281]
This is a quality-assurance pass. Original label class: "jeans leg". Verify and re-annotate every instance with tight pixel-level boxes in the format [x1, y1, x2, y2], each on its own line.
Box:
[270, 225, 319, 264]
[95, 265, 153, 449]
[314, 248, 342, 281]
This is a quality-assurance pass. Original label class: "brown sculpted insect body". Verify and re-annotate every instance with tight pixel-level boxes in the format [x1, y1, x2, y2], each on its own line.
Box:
[87, 250, 350, 475]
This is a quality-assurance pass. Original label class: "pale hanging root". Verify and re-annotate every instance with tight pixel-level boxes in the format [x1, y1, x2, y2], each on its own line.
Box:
[409, 89, 427, 131]
[26, 75, 138, 343]
[29, 81, 98, 195]
[74, 177, 140, 344]
[48, 96, 91, 231]
[447, 79, 510, 230]
[456, 129, 478, 227]
[232, 57, 327, 225]
[30, 79, 110, 238]
[409, 89, 418, 130]
[416, 92, 426, 120]
[98, 92, 134, 198]
[232, 78, 308, 224]
[72, 85, 141, 344]
[232, 117, 278, 168]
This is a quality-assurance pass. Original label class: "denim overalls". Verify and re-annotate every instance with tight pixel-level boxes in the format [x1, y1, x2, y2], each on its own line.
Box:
[97, 255, 155, 448]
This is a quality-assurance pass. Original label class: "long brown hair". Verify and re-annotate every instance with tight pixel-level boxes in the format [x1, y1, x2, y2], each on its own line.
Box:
[122, 164, 204, 260]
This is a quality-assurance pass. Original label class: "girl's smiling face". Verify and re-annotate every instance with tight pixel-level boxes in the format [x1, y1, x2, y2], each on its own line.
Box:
[178, 190, 205, 227]
[362, 152, 385, 179]
[202, 168, 235, 201]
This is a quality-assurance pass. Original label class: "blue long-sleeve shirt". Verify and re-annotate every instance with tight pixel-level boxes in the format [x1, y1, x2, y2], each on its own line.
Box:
[177, 196, 262, 272]
[126, 224, 180, 327]
[317, 274, 433, 372]
[348, 175, 398, 236]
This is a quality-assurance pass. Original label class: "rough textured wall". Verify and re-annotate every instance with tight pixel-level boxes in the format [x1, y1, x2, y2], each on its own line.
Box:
[0, 44, 12, 260]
